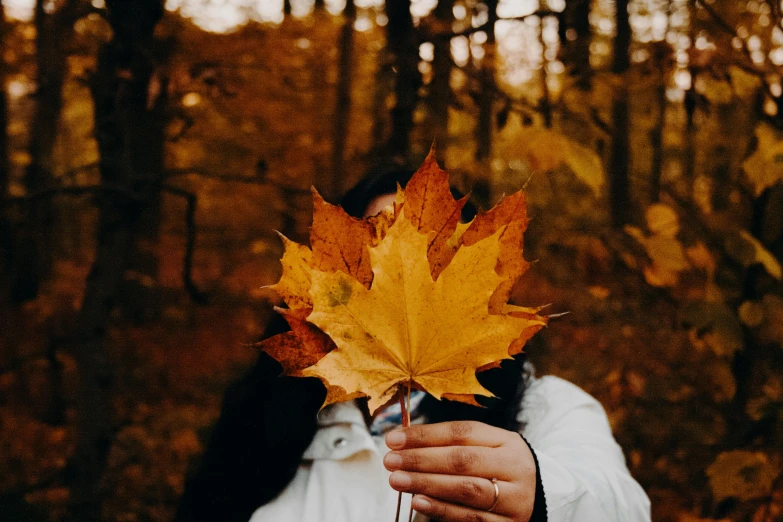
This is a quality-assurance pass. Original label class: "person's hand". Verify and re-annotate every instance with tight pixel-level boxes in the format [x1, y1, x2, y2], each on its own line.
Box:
[383, 421, 536, 522]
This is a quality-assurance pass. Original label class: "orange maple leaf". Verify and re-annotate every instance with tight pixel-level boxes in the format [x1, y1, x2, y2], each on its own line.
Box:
[260, 149, 547, 412]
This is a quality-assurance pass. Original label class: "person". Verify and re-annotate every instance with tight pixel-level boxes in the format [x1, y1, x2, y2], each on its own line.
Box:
[174, 168, 651, 522]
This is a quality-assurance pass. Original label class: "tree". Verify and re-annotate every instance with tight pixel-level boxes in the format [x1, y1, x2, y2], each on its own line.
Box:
[118, 16, 173, 323]
[609, 0, 631, 226]
[430, 0, 453, 163]
[385, 0, 420, 160]
[475, 0, 498, 162]
[329, 0, 356, 199]
[558, 0, 592, 90]
[647, 37, 673, 202]
[0, 0, 10, 256]
[62, 1, 165, 519]
[12, 0, 89, 302]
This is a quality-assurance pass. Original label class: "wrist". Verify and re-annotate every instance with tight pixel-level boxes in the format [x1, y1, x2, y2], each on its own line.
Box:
[520, 434, 547, 522]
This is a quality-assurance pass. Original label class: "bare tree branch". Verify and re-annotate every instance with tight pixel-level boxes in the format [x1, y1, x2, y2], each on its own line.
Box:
[4, 184, 141, 204]
[4, 181, 209, 303]
[164, 167, 267, 184]
[160, 184, 208, 303]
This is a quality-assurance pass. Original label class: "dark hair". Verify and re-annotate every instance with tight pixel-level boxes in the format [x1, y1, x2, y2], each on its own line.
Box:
[340, 165, 478, 223]
[175, 168, 529, 522]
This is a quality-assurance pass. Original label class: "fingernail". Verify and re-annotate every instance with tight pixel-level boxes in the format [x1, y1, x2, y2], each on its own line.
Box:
[384, 452, 402, 470]
[390, 471, 412, 489]
[386, 430, 406, 447]
[412, 496, 431, 511]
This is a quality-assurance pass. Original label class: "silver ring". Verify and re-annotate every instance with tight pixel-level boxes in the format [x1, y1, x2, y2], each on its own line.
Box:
[487, 477, 500, 512]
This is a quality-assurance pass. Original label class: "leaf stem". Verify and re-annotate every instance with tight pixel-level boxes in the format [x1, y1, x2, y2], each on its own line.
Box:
[394, 385, 407, 522]
[406, 380, 414, 522]
[393, 382, 417, 522]
[406, 380, 411, 426]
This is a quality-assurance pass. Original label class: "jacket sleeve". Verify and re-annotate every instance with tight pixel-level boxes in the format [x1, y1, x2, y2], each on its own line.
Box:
[519, 376, 651, 522]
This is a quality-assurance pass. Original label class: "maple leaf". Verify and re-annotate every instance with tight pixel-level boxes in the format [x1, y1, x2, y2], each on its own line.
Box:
[269, 236, 313, 310]
[262, 190, 394, 403]
[259, 307, 362, 404]
[403, 148, 468, 278]
[268, 190, 394, 309]
[303, 211, 545, 413]
[262, 307, 334, 376]
[459, 191, 530, 313]
[262, 150, 547, 413]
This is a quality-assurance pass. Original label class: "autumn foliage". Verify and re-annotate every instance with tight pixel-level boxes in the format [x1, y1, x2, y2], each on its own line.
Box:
[261, 150, 547, 413]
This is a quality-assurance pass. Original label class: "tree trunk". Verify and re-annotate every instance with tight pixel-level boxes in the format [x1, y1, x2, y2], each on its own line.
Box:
[63, 1, 164, 519]
[649, 81, 666, 202]
[475, 0, 497, 161]
[12, 0, 82, 301]
[539, 17, 552, 128]
[118, 42, 169, 323]
[609, 0, 631, 226]
[558, 0, 592, 90]
[683, 1, 697, 193]
[612, 0, 630, 74]
[0, 0, 10, 256]
[648, 6, 671, 203]
[329, 0, 355, 199]
[371, 49, 394, 153]
[430, 0, 453, 163]
[385, 0, 419, 160]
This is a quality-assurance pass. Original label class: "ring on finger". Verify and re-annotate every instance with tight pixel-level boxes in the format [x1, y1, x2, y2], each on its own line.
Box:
[486, 478, 500, 512]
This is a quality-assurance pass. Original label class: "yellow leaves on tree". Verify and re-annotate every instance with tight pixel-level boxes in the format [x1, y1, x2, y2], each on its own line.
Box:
[626, 204, 690, 288]
[707, 450, 778, 502]
[742, 122, 783, 196]
[261, 149, 547, 413]
[496, 122, 604, 197]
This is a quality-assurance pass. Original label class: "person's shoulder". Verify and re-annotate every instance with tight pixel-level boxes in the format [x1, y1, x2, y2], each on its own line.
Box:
[526, 373, 601, 407]
[518, 372, 610, 440]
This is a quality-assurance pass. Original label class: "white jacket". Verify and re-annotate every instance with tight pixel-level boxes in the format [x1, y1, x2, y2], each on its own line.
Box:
[249, 374, 651, 522]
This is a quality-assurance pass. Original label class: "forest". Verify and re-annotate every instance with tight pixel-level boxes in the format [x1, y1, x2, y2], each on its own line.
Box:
[0, 0, 781, 521]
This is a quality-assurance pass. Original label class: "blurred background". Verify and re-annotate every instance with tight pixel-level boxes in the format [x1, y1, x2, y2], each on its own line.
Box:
[0, 0, 781, 520]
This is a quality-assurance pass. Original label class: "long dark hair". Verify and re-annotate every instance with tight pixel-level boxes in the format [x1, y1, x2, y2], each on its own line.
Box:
[174, 168, 529, 522]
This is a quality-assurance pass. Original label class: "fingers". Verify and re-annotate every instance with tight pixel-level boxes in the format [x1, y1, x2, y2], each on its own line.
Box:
[386, 421, 516, 450]
[390, 471, 519, 514]
[384, 445, 520, 481]
[411, 494, 509, 522]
